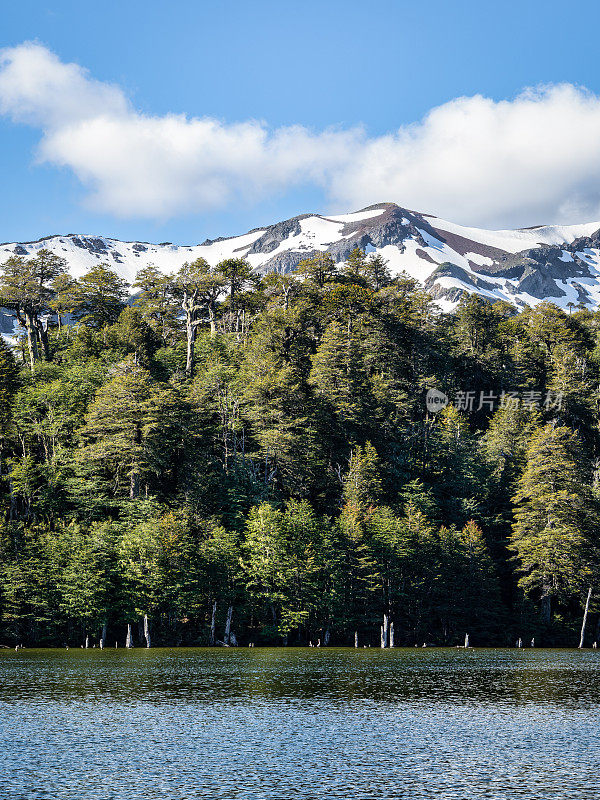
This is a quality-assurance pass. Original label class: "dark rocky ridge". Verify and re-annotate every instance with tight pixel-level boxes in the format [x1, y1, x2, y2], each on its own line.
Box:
[3, 205, 600, 329]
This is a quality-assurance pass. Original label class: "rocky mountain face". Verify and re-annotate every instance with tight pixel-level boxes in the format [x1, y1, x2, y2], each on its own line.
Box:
[2, 203, 600, 333]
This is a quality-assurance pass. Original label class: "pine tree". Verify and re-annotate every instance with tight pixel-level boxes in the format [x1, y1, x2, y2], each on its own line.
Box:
[364, 253, 391, 291]
[0, 339, 19, 473]
[216, 257, 252, 324]
[309, 322, 374, 439]
[133, 267, 180, 345]
[174, 259, 225, 376]
[296, 253, 338, 288]
[74, 364, 181, 506]
[0, 250, 67, 367]
[72, 264, 129, 329]
[49, 273, 79, 333]
[511, 423, 599, 623]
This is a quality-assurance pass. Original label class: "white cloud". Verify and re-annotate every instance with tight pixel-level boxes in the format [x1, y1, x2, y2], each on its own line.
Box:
[2, 42, 600, 227]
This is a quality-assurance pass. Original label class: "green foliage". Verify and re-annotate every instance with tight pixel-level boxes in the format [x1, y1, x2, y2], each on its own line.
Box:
[1, 247, 599, 646]
[511, 424, 600, 620]
[72, 264, 129, 329]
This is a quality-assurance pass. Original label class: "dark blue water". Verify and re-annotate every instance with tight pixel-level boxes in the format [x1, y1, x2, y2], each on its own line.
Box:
[0, 648, 598, 799]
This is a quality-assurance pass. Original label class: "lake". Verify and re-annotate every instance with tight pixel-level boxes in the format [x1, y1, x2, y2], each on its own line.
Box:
[1, 648, 598, 799]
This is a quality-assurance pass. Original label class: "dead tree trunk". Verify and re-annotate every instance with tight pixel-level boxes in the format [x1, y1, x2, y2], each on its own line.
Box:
[35, 317, 51, 362]
[541, 592, 551, 624]
[24, 312, 39, 371]
[323, 626, 330, 646]
[381, 614, 389, 648]
[185, 315, 196, 377]
[390, 622, 394, 648]
[579, 587, 593, 648]
[224, 605, 233, 646]
[143, 614, 151, 648]
[100, 620, 107, 650]
[210, 600, 217, 646]
[354, 631, 358, 648]
[125, 624, 133, 648]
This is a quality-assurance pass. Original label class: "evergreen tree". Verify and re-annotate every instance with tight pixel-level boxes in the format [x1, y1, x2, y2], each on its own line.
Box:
[511, 423, 599, 623]
[72, 264, 129, 329]
[216, 257, 252, 322]
[309, 322, 374, 440]
[133, 267, 180, 345]
[0, 250, 67, 367]
[175, 258, 225, 376]
[73, 363, 182, 507]
[296, 253, 338, 287]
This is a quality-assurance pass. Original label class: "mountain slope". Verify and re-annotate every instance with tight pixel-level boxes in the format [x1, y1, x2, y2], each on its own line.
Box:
[2, 203, 600, 328]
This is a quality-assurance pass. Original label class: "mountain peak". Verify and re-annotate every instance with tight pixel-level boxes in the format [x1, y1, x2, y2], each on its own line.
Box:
[2, 206, 600, 320]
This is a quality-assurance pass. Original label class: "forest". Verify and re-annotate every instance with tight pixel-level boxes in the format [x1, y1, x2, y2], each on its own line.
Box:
[0, 246, 598, 648]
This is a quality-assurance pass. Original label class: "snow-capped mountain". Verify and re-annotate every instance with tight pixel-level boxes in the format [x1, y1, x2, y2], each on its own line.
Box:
[3, 203, 600, 332]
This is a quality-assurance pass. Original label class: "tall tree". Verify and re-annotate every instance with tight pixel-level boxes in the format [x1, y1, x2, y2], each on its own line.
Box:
[216, 258, 252, 329]
[133, 267, 180, 345]
[72, 264, 129, 329]
[75, 364, 181, 505]
[511, 423, 599, 623]
[0, 250, 67, 367]
[175, 259, 225, 377]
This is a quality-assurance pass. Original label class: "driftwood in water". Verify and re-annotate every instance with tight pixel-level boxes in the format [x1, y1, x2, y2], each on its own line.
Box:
[579, 586, 593, 648]
[125, 624, 133, 648]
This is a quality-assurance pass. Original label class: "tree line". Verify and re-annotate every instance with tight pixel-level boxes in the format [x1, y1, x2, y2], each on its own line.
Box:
[0, 246, 599, 648]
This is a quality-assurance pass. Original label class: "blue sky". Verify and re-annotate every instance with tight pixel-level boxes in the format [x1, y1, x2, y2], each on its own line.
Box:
[2, 0, 600, 244]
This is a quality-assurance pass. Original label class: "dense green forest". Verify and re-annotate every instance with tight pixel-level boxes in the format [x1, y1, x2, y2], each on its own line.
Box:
[0, 246, 599, 648]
